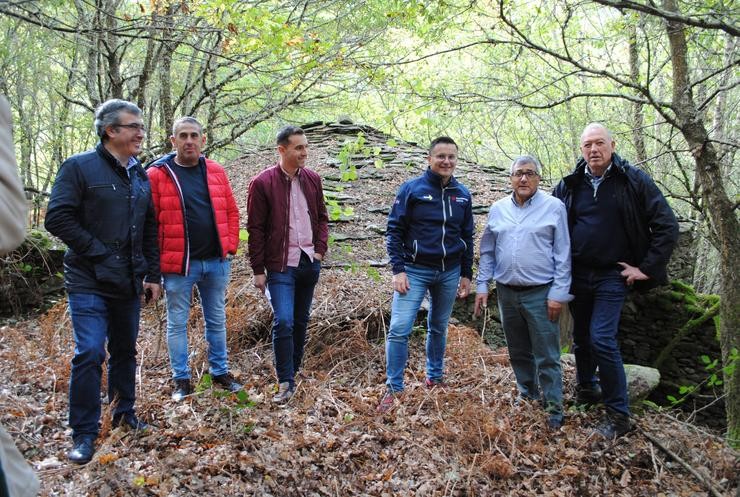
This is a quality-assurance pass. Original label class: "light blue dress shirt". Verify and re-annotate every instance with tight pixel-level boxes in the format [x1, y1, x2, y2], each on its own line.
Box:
[475, 189, 573, 302]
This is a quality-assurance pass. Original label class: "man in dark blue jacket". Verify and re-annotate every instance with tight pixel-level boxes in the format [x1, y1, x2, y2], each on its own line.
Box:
[378, 136, 474, 413]
[45, 99, 161, 464]
[553, 123, 678, 438]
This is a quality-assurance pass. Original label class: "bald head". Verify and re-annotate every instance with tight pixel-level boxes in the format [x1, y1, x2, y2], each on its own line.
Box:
[581, 122, 613, 142]
[580, 122, 616, 176]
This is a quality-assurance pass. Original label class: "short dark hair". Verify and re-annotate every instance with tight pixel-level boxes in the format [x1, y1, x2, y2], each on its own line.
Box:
[94, 99, 141, 141]
[429, 136, 457, 153]
[276, 125, 305, 146]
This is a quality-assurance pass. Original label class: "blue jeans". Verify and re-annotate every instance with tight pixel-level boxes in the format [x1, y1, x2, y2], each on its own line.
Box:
[497, 284, 563, 419]
[267, 253, 321, 388]
[67, 293, 141, 440]
[163, 258, 231, 380]
[385, 264, 460, 393]
[570, 267, 630, 416]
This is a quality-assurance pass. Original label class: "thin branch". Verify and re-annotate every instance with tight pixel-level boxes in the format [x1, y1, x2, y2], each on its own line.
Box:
[591, 0, 740, 37]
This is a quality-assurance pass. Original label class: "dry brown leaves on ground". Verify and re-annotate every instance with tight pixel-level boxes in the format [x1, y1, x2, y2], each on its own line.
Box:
[0, 293, 737, 496]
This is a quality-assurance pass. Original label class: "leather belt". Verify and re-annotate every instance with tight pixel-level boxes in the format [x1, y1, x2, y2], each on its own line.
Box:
[499, 282, 551, 292]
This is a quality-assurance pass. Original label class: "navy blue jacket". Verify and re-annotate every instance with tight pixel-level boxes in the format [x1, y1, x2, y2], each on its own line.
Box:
[387, 168, 474, 279]
[45, 143, 160, 298]
[553, 153, 678, 290]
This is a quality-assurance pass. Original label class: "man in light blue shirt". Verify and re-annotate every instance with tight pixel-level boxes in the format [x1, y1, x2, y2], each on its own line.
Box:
[474, 155, 572, 429]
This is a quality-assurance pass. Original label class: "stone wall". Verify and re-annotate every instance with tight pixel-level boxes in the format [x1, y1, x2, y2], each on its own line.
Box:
[620, 284, 724, 427]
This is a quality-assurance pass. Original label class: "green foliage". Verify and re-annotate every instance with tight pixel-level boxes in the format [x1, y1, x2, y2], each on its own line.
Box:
[667, 348, 738, 407]
[325, 198, 354, 221]
[196, 374, 213, 393]
[336, 133, 368, 181]
[366, 267, 381, 282]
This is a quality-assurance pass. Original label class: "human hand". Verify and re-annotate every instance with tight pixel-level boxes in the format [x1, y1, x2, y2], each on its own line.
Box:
[253, 273, 267, 294]
[458, 277, 471, 299]
[618, 262, 649, 285]
[474, 292, 488, 317]
[392, 272, 410, 294]
[143, 282, 161, 305]
[547, 299, 562, 321]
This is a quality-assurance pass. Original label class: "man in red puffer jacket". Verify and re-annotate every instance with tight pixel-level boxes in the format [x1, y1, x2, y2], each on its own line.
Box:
[148, 116, 242, 402]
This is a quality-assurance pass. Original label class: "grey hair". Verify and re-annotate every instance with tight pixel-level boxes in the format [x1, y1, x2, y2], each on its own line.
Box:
[94, 99, 141, 140]
[172, 116, 203, 136]
[581, 122, 613, 141]
[510, 155, 542, 175]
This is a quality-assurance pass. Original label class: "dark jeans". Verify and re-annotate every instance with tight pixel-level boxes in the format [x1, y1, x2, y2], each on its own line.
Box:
[67, 292, 141, 440]
[266, 253, 321, 388]
[570, 267, 630, 416]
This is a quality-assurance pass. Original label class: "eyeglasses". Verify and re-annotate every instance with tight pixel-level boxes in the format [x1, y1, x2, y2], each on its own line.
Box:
[116, 123, 146, 132]
[511, 170, 539, 178]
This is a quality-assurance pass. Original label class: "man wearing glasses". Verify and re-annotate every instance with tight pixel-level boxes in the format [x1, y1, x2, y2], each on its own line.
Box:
[554, 123, 678, 438]
[46, 99, 161, 464]
[474, 156, 572, 430]
[378, 136, 474, 413]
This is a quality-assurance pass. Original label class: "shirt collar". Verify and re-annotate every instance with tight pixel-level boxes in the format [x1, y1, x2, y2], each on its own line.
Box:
[279, 163, 301, 180]
[585, 162, 612, 180]
[510, 189, 540, 208]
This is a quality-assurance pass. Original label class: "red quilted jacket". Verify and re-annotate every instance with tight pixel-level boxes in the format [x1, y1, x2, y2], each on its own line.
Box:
[147, 154, 240, 275]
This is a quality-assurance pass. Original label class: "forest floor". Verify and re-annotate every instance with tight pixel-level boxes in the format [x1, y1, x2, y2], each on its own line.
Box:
[2, 125, 736, 495]
[1, 289, 737, 496]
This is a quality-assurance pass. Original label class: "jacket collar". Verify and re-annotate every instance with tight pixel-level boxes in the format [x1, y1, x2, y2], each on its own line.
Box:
[96, 142, 139, 175]
[566, 153, 630, 186]
[150, 152, 207, 169]
[424, 167, 458, 188]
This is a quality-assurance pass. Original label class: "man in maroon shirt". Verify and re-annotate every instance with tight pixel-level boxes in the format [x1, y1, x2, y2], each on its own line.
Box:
[247, 126, 329, 404]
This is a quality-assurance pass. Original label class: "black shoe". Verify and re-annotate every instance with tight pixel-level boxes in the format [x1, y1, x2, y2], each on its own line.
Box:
[547, 414, 564, 430]
[595, 410, 632, 439]
[112, 413, 152, 432]
[575, 383, 603, 406]
[68, 436, 95, 464]
[172, 379, 192, 401]
[213, 373, 243, 392]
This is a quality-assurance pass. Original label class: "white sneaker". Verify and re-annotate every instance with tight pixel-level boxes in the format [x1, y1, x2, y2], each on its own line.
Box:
[272, 382, 294, 404]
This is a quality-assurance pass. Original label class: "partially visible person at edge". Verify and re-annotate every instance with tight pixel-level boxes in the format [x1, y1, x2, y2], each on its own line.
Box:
[377, 136, 474, 413]
[0, 95, 40, 496]
[147, 117, 242, 402]
[246, 126, 329, 404]
[474, 156, 572, 430]
[553, 122, 679, 439]
[45, 99, 161, 465]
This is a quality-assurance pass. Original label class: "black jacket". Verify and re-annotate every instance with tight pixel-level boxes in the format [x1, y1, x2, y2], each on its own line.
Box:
[553, 153, 678, 291]
[45, 143, 160, 298]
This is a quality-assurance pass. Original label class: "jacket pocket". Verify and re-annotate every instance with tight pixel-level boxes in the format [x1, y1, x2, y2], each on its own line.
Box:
[93, 250, 131, 289]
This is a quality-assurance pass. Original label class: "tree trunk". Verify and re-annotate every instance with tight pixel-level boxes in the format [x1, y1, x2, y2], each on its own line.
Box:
[627, 16, 647, 164]
[663, 0, 740, 447]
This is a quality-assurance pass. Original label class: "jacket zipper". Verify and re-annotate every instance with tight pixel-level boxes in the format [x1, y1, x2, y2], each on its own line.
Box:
[164, 163, 191, 275]
[440, 186, 448, 272]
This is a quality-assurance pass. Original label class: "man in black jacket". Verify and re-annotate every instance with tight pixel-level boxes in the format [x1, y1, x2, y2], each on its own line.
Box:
[553, 123, 678, 438]
[45, 99, 161, 464]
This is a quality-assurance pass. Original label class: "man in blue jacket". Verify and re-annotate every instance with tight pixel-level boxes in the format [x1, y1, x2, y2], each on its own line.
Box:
[553, 123, 678, 438]
[45, 99, 161, 464]
[378, 136, 474, 413]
